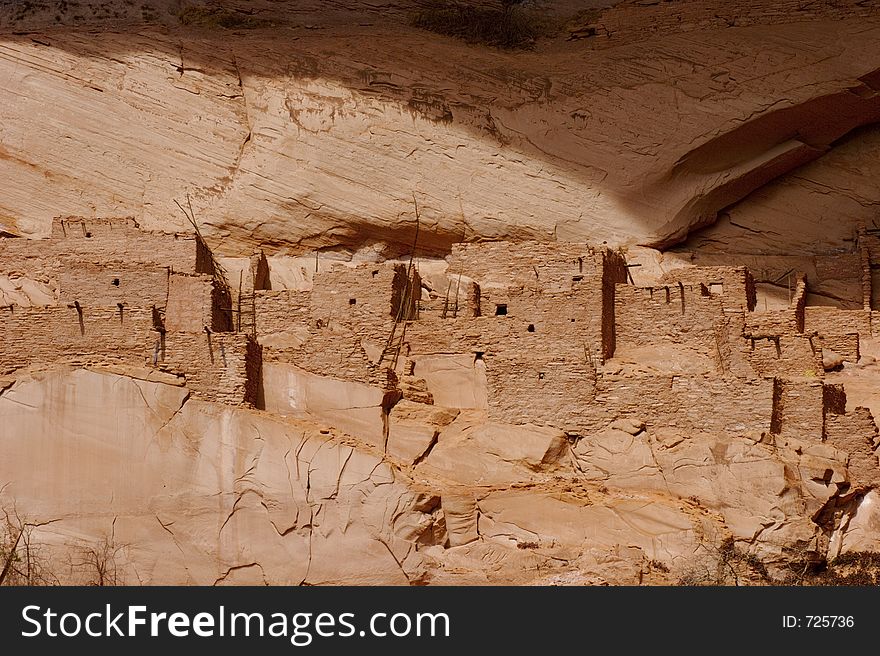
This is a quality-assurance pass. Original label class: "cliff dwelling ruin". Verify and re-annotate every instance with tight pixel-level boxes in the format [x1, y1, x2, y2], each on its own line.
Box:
[3, 217, 877, 455]
[3, 0, 880, 590]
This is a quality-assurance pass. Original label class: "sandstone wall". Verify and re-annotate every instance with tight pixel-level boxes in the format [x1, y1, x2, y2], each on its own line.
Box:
[805, 307, 867, 362]
[614, 283, 725, 368]
[161, 331, 260, 406]
[59, 261, 169, 308]
[744, 275, 807, 337]
[746, 335, 823, 379]
[53, 217, 206, 272]
[826, 406, 880, 487]
[771, 379, 835, 440]
[596, 374, 775, 438]
[264, 327, 396, 391]
[659, 265, 756, 312]
[165, 273, 232, 333]
[0, 304, 156, 374]
[254, 289, 311, 336]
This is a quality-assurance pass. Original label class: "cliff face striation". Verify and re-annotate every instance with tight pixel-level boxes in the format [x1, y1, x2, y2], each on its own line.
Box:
[0, 1, 879, 256]
[2, 0, 880, 585]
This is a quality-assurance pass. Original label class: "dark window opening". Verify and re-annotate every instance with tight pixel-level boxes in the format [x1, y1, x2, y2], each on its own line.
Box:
[572, 275, 583, 282]
[570, 318, 576, 323]
[495, 304, 507, 316]
[85, 232, 92, 238]
[474, 351, 484, 362]
[112, 278, 120, 286]
[538, 372, 545, 380]
[527, 324, 535, 332]
[371, 270, 379, 277]
[349, 298, 357, 305]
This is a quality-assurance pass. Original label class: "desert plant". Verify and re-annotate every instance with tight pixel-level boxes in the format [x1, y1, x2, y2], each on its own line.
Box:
[71, 533, 127, 586]
[676, 536, 771, 586]
[793, 551, 880, 586]
[412, 1, 546, 50]
[178, 6, 271, 30]
[0, 507, 59, 586]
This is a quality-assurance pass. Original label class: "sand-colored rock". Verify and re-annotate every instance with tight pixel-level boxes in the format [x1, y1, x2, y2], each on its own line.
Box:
[1, 1, 879, 256]
[3, 0, 880, 587]
[0, 367, 432, 584]
[411, 354, 488, 409]
[418, 417, 569, 486]
[477, 491, 703, 563]
[0, 365, 736, 584]
[261, 361, 386, 446]
[387, 400, 458, 464]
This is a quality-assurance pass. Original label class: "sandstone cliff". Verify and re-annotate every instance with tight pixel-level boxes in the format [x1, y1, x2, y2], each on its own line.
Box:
[2, 0, 880, 586]
[0, 1, 878, 256]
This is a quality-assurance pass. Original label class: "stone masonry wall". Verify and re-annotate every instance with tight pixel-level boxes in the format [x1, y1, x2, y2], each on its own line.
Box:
[254, 289, 311, 336]
[746, 335, 823, 379]
[0, 305, 156, 374]
[52, 217, 205, 272]
[161, 332, 261, 406]
[659, 265, 756, 312]
[595, 374, 775, 438]
[744, 274, 806, 337]
[614, 283, 725, 369]
[805, 307, 867, 362]
[447, 241, 610, 292]
[58, 261, 169, 309]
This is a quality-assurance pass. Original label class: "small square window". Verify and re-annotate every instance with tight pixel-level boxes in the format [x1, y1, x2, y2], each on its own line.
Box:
[349, 298, 357, 305]
[495, 304, 507, 316]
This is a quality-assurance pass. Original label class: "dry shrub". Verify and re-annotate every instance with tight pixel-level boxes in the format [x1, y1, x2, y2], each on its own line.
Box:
[0, 509, 59, 586]
[179, 6, 271, 30]
[412, 1, 547, 50]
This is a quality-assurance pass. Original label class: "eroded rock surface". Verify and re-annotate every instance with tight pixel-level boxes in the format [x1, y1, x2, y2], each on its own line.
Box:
[3, 0, 880, 587]
[1, 1, 879, 257]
